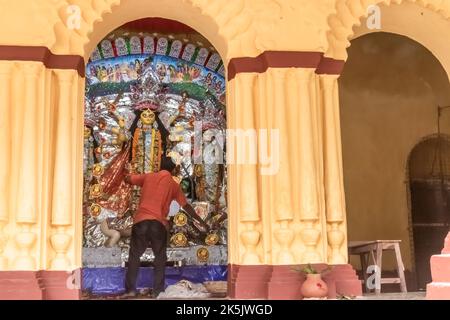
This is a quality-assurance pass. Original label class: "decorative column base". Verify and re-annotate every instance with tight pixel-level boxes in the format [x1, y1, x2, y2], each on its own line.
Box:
[0, 271, 42, 300]
[38, 270, 81, 300]
[267, 264, 361, 299]
[230, 263, 362, 299]
[228, 264, 271, 299]
[426, 233, 450, 300]
[0, 270, 81, 300]
[267, 265, 302, 299]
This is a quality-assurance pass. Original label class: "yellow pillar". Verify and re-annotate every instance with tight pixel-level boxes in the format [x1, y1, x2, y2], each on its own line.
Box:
[228, 68, 328, 267]
[320, 74, 348, 264]
[296, 68, 323, 264]
[49, 70, 76, 270]
[270, 68, 295, 265]
[0, 62, 14, 270]
[227, 72, 263, 265]
[14, 62, 42, 270]
[0, 62, 83, 274]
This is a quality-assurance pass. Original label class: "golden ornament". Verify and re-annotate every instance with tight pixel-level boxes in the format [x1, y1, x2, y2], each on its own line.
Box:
[196, 247, 209, 263]
[171, 232, 188, 247]
[89, 203, 102, 217]
[174, 212, 188, 227]
[89, 184, 103, 198]
[205, 233, 219, 246]
[92, 163, 104, 177]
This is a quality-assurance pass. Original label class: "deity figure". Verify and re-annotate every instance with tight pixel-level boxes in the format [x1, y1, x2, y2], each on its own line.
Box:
[131, 109, 162, 174]
[193, 129, 227, 242]
[128, 108, 171, 233]
[195, 129, 225, 206]
[83, 48, 229, 252]
[83, 96, 136, 248]
[175, 91, 190, 122]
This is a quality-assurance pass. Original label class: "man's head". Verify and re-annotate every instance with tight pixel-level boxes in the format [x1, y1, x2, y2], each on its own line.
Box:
[160, 156, 177, 174]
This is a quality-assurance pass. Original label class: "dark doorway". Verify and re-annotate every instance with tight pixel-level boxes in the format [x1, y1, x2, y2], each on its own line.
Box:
[409, 136, 450, 290]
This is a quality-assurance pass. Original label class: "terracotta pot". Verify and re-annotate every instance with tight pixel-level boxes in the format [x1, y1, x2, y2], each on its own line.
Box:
[300, 274, 328, 299]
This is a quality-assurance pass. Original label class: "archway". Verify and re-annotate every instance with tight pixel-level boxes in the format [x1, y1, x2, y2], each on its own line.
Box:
[323, 0, 450, 294]
[81, 17, 228, 298]
[408, 135, 450, 290]
[326, 0, 450, 75]
[339, 31, 450, 292]
[53, 0, 231, 62]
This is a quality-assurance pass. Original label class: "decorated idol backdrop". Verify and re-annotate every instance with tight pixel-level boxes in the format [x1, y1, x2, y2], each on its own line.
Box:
[82, 31, 227, 271]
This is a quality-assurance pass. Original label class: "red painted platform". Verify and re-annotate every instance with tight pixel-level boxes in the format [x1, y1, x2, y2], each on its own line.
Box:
[229, 263, 362, 300]
[0, 270, 81, 300]
[426, 232, 450, 300]
[0, 264, 363, 300]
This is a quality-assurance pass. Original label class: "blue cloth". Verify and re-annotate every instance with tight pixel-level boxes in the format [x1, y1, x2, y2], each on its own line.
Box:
[82, 266, 228, 295]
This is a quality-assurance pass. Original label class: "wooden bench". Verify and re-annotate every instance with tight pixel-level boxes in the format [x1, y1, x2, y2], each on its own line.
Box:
[348, 240, 407, 294]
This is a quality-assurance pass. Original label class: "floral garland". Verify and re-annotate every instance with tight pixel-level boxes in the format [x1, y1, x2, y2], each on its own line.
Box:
[151, 128, 162, 172]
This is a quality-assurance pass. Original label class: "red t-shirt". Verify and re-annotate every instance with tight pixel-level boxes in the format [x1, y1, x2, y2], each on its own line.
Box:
[129, 171, 187, 227]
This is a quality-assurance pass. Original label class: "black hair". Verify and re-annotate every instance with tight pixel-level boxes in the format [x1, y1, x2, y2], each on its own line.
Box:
[160, 156, 176, 173]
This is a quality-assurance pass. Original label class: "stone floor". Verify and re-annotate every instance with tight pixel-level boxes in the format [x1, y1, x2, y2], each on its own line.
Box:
[88, 292, 428, 300]
[356, 292, 426, 300]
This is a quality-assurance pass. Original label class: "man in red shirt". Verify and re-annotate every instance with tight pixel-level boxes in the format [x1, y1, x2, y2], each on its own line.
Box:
[121, 157, 208, 298]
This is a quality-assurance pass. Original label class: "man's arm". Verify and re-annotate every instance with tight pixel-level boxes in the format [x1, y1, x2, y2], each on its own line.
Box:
[124, 173, 145, 186]
[182, 203, 209, 231]
[174, 184, 209, 231]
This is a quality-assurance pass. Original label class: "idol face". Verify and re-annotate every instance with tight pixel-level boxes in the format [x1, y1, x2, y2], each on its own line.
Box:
[140, 109, 155, 125]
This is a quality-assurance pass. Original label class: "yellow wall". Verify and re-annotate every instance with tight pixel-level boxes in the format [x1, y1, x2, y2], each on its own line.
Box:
[340, 32, 450, 271]
[0, 0, 350, 271]
[1, 0, 450, 272]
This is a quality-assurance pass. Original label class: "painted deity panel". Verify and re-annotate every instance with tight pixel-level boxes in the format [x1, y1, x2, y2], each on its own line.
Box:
[83, 36, 227, 265]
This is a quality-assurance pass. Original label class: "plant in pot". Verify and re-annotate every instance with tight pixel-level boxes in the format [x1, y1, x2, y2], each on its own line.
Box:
[296, 264, 330, 299]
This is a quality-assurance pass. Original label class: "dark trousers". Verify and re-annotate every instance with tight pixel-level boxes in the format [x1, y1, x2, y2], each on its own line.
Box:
[125, 220, 167, 294]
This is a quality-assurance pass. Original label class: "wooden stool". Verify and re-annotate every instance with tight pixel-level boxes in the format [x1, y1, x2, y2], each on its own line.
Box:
[348, 240, 407, 294]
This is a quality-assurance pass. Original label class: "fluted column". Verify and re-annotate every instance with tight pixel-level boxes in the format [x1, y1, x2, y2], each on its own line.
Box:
[14, 63, 42, 270]
[320, 74, 347, 264]
[0, 62, 14, 270]
[50, 70, 75, 270]
[226, 77, 239, 265]
[74, 77, 85, 268]
[268, 68, 295, 264]
[234, 73, 262, 264]
[296, 69, 322, 263]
